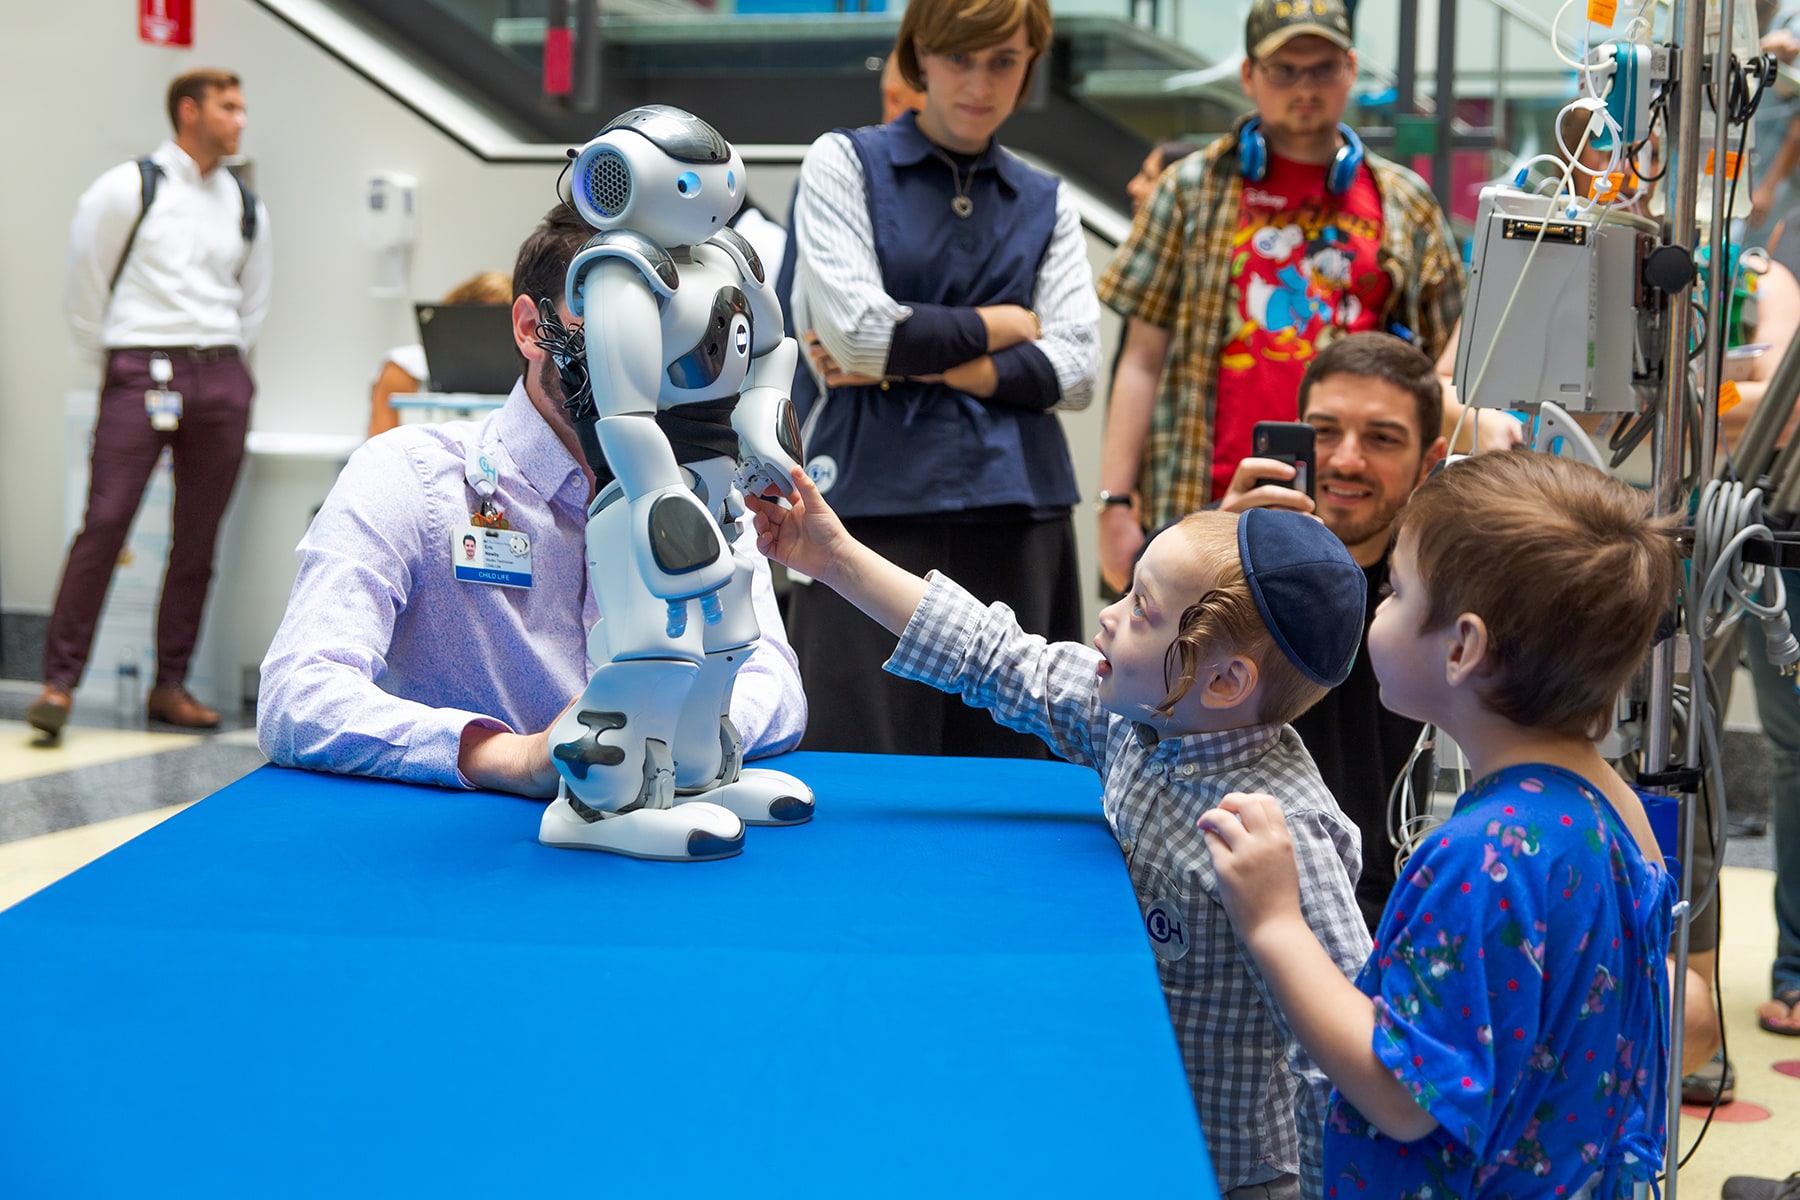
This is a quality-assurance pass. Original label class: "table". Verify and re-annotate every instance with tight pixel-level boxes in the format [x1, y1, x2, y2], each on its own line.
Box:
[390, 392, 509, 423]
[0, 752, 1216, 1198]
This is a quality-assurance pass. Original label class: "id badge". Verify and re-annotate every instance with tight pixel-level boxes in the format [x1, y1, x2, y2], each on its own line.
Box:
[145, 388, 183, 432]
[452, 524, 532, 588]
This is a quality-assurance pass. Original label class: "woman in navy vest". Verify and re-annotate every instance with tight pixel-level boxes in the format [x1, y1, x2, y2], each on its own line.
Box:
[788, 0, 1100, 757]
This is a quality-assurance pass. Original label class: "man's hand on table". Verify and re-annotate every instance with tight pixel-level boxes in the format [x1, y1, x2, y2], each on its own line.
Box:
[458, 696, 581, 798]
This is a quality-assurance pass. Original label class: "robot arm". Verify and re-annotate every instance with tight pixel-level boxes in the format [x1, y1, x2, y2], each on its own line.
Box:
[733, 336, 805, 500]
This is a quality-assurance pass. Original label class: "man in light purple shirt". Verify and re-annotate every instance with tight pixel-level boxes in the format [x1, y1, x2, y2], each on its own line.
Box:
[258, 207, 807, 795]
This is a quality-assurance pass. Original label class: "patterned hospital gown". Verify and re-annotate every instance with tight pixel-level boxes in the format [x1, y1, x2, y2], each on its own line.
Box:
[1324, 763, 1676, 1200]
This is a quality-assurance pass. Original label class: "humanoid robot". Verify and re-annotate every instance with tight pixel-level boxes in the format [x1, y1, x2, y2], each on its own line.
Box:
[536, 105, 812, 860]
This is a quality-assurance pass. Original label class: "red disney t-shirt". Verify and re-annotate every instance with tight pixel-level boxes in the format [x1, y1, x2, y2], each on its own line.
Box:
[1209, 154, 1391, 500]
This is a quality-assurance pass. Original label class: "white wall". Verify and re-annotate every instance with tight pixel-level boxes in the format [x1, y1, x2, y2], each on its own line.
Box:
[1, 0, 556, 623]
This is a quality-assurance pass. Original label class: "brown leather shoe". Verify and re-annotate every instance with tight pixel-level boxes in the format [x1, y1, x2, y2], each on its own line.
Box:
[25, 685, 72, 738]
[146, 684, 221, 729]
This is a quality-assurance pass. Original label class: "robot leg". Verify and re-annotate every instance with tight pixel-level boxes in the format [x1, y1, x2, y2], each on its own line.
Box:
[672, 647, 814, 826]
[666, 461, 813, 826]
[539, 658, 746, 860]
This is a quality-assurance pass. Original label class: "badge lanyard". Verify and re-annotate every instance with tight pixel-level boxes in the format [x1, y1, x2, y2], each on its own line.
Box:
[144, 352, 182, 432]
[453, 444, 533, 589]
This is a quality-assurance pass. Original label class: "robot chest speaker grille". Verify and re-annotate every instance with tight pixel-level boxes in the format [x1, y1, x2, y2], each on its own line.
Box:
[587, 150, 632, 218]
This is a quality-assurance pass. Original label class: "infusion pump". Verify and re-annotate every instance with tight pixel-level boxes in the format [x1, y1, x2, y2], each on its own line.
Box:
[1453, 185, 1665, 413]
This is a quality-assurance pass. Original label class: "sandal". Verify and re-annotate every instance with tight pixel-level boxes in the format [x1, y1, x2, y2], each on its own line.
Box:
[1680, 1051, 1735, 1105]
[1758, 986, 1800, 1037]
[1722, 1172, 1800, 1200]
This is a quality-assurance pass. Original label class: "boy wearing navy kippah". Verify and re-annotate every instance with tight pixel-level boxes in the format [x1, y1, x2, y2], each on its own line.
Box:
[748, 468, 1371, 1198]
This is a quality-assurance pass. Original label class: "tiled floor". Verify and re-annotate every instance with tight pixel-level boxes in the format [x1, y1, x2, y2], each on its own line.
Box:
[1673, 866, 1800, 1198]
[0, 679, 1795, 1195]
[0, 678, 268, 907]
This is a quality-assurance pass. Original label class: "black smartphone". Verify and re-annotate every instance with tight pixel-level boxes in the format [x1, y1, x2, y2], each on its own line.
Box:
[1251, 421, 1316, 499]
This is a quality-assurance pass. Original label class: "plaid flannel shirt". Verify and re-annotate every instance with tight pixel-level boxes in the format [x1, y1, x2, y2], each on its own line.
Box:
[887, 575, 1372, 1194]
[1097, 130, 1465, 531]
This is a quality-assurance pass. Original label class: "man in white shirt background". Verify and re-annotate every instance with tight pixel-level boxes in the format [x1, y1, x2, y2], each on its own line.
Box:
[29, 68, 272, 738]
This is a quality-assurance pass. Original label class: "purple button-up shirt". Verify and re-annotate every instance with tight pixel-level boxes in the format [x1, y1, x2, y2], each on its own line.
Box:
[258, 384, 806, 788]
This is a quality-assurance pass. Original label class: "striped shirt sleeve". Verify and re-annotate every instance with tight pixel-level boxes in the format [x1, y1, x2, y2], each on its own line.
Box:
[1031, 181, 1101, 412]
[792, 132, 909, 380]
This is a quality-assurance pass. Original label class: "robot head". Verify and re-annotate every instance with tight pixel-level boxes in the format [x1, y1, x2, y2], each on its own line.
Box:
[566, 106, 747, 247]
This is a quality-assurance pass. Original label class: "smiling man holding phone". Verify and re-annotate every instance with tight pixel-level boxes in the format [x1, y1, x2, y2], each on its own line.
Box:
[1219, 332, 1444, 931]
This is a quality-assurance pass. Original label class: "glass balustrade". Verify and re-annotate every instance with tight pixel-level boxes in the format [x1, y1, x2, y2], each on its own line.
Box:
[338, 0, 1591, 228]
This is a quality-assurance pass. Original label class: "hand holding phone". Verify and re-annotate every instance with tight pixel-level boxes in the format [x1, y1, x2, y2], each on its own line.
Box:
[1252, 421, 1316, 500]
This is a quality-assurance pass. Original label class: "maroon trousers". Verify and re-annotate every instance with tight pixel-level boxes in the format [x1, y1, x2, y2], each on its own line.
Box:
[43, 347, 254, 691]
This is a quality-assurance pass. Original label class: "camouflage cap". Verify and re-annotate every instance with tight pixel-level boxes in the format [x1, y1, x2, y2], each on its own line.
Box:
[1245, 0, 1353, 58]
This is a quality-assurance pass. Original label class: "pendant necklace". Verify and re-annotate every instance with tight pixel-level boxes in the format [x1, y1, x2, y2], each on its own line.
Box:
[931, 146, 976, 218]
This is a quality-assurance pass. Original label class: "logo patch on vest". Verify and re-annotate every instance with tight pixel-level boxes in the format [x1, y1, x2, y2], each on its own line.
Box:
[806, 455, 839, 494]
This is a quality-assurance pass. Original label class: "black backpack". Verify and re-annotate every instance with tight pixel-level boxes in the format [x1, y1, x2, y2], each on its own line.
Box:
[107, 157, 259, 294]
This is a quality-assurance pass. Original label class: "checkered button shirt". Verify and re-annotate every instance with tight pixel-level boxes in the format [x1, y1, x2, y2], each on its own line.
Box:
[887, 575, 1373, 1194]
[1096, 133, 1465, 531]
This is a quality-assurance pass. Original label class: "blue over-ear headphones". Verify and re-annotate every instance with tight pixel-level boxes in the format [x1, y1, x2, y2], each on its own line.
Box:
[1236, 118, 1366, 196]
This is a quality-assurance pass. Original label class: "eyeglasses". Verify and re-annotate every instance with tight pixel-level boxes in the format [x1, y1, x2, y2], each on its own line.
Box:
[1254, 58, 1351, 88]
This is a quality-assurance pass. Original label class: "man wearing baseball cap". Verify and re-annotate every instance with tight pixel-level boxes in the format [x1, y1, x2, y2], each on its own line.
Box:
[1093, 0, 1466, 603]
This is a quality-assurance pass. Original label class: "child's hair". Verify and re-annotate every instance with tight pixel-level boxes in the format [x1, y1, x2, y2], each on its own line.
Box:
[1154, 511, 1331, 724]
[1393, 452, 1680, 740]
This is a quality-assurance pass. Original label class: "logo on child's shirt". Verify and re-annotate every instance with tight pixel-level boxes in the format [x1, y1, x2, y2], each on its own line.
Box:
[1144, 896, 1190, 962]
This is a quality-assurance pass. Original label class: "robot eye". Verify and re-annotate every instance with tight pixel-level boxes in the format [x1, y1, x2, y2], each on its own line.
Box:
[726, 170, 737, 194]
[676, 171, 702, 198]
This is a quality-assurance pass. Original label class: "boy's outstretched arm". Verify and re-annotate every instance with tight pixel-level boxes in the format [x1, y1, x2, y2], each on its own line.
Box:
[1199, 793, 1440, 1144]
[745, 466, 928, 637]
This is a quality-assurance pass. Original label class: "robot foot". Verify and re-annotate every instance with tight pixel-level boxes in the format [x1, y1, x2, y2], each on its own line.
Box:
[689, 768, 814, 827]
[539, 793, 745, 860]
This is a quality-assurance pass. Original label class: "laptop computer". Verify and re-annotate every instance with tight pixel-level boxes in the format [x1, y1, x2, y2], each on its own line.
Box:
[414, 302, 520, 395]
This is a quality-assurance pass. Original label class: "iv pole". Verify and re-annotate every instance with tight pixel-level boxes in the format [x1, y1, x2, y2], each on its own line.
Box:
[1648, 2, 1733, 1194]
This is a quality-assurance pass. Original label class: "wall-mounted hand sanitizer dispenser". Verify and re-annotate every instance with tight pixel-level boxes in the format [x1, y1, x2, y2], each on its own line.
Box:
[365, 172, 418, 298]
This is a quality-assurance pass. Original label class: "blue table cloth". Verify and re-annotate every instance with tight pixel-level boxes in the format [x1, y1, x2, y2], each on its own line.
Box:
[0, 751, 1215, 1197]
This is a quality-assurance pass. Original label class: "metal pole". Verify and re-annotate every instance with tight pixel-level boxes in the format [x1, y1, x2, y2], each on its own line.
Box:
[1397, 0, 1418, 116]
[1650, 5, 1706, 765]
[1431, 0, 1457, 211]
[1670, 14, 1736, 1194]
[1737, 325, 1800, 484]
[1701, 2, 1735, 488]
[1651, 3, 1722, 1196]
[1496, 10, 1508, 154]
[573, 0, 601, 114]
